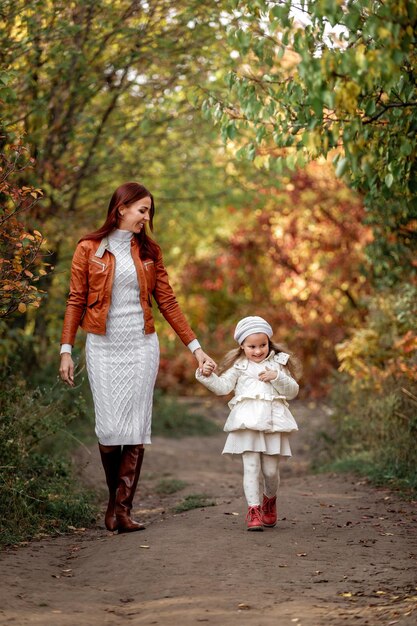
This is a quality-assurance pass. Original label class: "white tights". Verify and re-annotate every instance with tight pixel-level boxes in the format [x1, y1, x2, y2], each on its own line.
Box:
[242, 451, 280, 507]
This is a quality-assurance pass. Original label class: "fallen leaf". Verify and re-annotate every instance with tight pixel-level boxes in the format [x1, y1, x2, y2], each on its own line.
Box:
[341, 592, 352, 598]
[238, 603, 251, 610]
[296, 552, 307, 557]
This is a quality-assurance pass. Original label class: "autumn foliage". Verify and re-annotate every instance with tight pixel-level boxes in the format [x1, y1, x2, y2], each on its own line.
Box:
[172, 163, 371, 396]
[0, 141, 50, 318]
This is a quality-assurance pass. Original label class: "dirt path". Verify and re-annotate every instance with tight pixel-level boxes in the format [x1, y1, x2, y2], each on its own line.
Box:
[0, 400, 416, 626]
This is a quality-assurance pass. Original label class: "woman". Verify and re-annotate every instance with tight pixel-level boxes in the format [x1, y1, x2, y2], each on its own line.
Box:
[59, 182, 216, 533]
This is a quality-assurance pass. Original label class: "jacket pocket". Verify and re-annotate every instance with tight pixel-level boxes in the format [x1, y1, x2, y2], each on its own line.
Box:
[143, 259, 156, 291]
[89, 258, 107, 272]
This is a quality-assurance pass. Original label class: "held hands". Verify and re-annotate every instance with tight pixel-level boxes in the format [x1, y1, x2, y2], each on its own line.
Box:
[258, 366, 278, 383]
[59, 353, 75, 387]
[194, 348, 217, 377]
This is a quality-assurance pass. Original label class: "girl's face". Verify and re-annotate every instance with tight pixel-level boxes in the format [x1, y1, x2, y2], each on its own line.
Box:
[118, 196, 152, 233]
[241, 333, 270, 363]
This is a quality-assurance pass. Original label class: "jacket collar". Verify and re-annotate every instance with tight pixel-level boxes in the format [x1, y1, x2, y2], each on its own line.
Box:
[94, 237, 109, 258]
[94, 234, 138, 258]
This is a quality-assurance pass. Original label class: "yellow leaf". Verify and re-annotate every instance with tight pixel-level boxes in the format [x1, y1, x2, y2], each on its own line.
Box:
[18, 303, 27, 313]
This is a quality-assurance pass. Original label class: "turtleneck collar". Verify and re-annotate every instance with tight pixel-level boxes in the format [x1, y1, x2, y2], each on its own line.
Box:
[109, 228, 134, 241]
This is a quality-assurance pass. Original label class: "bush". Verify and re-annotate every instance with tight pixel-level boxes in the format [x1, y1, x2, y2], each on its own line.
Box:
[327, 284, 417, 494]
[0, 363, 97, 546]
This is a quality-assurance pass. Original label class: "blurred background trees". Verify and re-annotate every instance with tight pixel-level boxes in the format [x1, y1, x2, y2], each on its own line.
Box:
[1, 0, 415, 542]
[203, 0, 416, 490]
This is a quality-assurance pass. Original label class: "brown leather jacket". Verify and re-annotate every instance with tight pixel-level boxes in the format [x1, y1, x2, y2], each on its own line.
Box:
[60, 235, 197, 347]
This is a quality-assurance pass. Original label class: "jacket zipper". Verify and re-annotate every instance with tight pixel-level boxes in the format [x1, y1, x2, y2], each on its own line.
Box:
[91, 258, 107, 272]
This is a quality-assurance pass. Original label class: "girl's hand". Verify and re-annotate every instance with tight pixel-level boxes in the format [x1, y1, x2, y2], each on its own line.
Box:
[59, 353, 75, 387]
[258, 366, 278, 383]
[200, 361, 214, 377]
[194, 348, 217, 377]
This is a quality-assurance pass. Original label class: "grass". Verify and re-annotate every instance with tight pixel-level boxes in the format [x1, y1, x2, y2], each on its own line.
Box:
[318, 453, 417, 499]
[0, 364, 99, 547]
[152, 390, 220, 438]
[155, 478, 188, 495]
[173, 493, 216, 513]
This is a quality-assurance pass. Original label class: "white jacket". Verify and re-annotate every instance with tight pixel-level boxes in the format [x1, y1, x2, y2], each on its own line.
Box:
[196, 351, 299, 433]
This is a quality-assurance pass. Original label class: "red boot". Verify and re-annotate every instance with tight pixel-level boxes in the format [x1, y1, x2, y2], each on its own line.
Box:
[261, 494, 277, 527]
[246, 505, 264, 531]
[115, 445, 146, 533]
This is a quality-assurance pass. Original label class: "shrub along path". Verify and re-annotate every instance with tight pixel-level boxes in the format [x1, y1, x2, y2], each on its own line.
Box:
[0, 400, 416, 625]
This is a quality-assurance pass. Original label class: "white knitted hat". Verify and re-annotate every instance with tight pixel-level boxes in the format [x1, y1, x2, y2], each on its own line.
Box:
[234, 316, 273, 345]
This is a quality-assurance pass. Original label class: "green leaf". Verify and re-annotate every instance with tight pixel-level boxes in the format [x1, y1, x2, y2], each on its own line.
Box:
[335, 157, 349, 178]
[385, 173, 394, 188]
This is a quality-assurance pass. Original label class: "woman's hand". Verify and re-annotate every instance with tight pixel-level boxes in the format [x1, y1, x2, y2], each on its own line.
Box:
[258, 366, 278, 383]
[194, 348, 217, 377]
[59, 353, 75, 387]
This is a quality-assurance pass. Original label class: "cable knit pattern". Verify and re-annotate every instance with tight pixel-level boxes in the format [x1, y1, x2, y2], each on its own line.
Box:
[86, 229, 159, 445]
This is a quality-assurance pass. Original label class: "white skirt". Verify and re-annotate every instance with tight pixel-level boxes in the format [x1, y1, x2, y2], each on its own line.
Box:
[222, 429, 293, 456]
[86, 330, 159, 446]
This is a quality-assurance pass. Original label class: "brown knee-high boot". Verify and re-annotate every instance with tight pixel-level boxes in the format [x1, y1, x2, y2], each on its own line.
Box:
[115, 444, 146, 533]
[98, 444, 122, 531]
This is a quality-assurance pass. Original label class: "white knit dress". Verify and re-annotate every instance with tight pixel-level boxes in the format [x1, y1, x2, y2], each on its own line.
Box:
[85, 229, 160, 446]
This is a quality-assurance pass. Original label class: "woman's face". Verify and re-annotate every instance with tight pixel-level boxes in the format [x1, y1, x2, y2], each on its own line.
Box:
[118, 196, 152, 233]
[241, 333, 270, 363]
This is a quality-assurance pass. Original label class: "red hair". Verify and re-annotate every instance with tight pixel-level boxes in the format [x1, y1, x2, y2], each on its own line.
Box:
[79, 182, 160, 260]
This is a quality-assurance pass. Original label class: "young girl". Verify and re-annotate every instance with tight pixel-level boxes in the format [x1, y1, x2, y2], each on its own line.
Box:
[196, 316, 301, 531]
